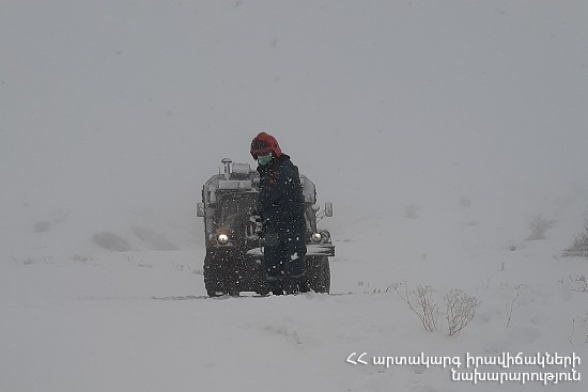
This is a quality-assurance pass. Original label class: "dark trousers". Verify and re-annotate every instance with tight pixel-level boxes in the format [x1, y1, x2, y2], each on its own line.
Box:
[263, 221, 307, 291]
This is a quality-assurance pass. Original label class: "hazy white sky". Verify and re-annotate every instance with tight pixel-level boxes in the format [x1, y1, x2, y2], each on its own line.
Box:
[1, 1, 586, 252]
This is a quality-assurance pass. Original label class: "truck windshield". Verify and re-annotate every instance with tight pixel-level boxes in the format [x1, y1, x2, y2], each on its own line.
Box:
[217, 192, 257, 227]
[215, 192, 314, 234]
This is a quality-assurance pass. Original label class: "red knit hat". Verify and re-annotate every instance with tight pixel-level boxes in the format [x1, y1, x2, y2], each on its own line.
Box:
[250, 132, 281, 159]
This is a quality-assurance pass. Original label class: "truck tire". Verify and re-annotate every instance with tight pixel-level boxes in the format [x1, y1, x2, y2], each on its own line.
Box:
[203, 252, 239, 297]
[307, 256, 330, 294]
[203, 254, 223, 297]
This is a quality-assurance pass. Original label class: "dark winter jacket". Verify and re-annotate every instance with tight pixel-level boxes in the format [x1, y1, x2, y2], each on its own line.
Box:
[256, 154, 305, 230]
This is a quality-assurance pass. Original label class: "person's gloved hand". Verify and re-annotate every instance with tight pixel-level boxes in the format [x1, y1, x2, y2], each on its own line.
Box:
[250, 215, 264, 238]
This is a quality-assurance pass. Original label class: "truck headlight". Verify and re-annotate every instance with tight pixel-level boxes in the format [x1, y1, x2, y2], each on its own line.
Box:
[217, 234, 230, 245]
[311, 232, 323, 243]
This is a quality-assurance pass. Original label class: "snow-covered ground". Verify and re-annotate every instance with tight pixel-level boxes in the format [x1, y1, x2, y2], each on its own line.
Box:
[1, 1, 587, 391]
[1, 203, 588, 392]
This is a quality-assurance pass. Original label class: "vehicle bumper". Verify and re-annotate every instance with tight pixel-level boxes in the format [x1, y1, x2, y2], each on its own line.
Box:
[246, 244, 335, 258]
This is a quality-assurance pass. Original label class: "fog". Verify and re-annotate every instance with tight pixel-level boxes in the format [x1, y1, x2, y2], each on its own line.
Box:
[1, 0, 586, 257]
[2, 3, 588, 391]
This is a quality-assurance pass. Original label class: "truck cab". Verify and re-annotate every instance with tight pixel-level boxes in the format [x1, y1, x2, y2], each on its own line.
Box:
[197, 158, 334, 296]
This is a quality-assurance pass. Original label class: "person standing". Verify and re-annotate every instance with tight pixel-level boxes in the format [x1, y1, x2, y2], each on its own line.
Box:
[250, 132, 308, 295]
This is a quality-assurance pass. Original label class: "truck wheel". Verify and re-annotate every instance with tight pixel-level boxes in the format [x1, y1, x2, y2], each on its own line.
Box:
[203, 254, 223, 297]
[203, 252, 239, 297]
[307, 256, 330, 294]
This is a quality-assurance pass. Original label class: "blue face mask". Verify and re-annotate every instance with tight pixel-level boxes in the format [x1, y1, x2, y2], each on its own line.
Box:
[257, 153, 272, 166]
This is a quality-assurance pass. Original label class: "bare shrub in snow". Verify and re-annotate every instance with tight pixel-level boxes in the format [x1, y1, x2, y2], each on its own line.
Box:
[506, 284, 526, 327]
[444, 289, 479, 336]
[569, 315, 588, 346]
[526, 214, 556, 241]
[506, 241, 518, 252]
[92, 232, 132, 252]
[392, 283, 479, 335]
[569, 275, 588, 292]
[563, 222, 588, 258]
[391, 282, 439, 332]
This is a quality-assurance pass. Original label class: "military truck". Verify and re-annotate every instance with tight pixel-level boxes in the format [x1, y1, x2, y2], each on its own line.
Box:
[197, 158, 335, 297]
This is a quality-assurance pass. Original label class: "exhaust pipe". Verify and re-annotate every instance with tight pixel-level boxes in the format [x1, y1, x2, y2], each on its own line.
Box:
[221, 158, 232, 180]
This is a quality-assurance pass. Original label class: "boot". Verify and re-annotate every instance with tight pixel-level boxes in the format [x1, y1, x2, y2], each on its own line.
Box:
[292, 275, 310, 295]
[268, 279, 283, 296]
[298, 276, 310, 294]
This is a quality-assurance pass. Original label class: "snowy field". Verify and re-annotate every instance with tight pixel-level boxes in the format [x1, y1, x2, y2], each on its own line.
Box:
[1, 201, 587, 392]
[1, 1, 587, 391]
